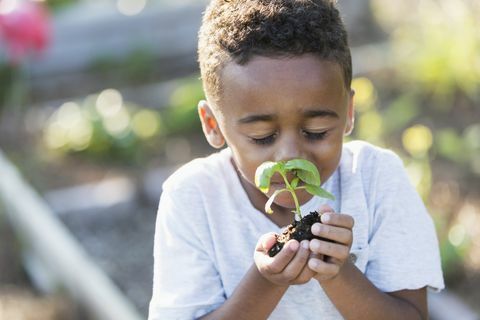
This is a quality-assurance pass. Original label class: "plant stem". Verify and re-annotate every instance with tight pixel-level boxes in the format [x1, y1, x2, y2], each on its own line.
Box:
[279, 171, 302, 220]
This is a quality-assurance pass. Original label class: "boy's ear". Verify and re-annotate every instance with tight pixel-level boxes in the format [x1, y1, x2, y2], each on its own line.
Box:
[344, 89, 355, 136]
[198, 100, 225, 149]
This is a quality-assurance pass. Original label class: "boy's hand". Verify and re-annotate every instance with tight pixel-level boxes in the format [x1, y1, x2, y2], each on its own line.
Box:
[254, 232, 316, 286]
[308, 207, 354, 282]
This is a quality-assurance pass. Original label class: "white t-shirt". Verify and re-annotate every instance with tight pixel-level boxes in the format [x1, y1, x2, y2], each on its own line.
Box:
[148, 141, 444, 320]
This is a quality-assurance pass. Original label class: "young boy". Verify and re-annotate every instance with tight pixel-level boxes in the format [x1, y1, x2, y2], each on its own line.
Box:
[148, 1, 444, 319]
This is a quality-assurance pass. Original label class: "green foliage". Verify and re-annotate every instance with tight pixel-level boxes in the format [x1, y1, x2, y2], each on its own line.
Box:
[90, 48, 157, 85]
[373, 0, 480, 108]
[44, 0, 78, 12]
[382, 95, 419, 135]
[40, 75, 206, 164]
[0, 64, 15, 109]
[42, 89, 164, 164]
[440, 239, 466, 276]
[254, 159, 334, 219]
[255, 161, 282, 193]
[435, 129, 468, 164]
[164, 77, 204, 136]
[284, 159, 320, 186]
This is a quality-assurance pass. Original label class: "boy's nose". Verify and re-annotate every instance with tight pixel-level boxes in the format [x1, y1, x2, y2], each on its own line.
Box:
[273, 133, 305, 162]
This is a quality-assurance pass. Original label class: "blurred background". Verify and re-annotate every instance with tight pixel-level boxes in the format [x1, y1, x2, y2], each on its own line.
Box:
[0, 0, 478, 319]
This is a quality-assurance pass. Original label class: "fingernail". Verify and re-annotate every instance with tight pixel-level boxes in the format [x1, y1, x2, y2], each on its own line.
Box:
[312, 223, 321, 234]
[301, 240, 309, 249]
[322, 213, 331, 223]
[289, 241, 299, 251]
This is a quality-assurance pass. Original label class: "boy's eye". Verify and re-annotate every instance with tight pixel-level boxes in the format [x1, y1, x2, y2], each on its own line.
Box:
[302, 130, 328, 141]
[250, 133, 277, 145]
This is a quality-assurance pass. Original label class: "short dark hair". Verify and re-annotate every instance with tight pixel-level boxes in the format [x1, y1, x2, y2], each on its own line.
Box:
[198, 0, 352, 100]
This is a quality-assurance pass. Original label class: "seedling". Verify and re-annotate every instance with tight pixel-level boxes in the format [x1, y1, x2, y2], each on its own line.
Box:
[255, 159, 336, 257]
[255, 159, 335, 219]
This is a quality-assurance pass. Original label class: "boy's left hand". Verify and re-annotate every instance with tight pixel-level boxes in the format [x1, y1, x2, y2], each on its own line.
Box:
[308, 209, 354, 281]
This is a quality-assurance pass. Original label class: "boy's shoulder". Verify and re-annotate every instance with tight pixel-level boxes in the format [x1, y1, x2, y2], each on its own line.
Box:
[343, 140, 397, 157]
[341, 140, 404, 173]
[162, 148, 231, 192]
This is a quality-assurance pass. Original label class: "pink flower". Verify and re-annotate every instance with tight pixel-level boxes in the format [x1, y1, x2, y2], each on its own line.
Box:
[0, 1, 51, 64]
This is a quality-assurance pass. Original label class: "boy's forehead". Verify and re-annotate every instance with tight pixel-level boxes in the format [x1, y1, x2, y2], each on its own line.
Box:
[216, 55, 347, 111]
[212, 55, 346, 115]
[221, 55, 344, 91]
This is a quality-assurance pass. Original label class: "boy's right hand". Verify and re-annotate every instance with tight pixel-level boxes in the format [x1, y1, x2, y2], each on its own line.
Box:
[254, 232, 317, 286]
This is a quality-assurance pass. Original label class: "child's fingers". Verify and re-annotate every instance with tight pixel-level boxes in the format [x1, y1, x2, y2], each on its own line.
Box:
[308, 257, 340, 279]
[311, 223, 352, 245]
[309, 238, 350, 261]
[293, 251, 321, 283]
[280, 240, 311, 280]
[321, 212, 354, 229]
[318, 204, 334, 214]
[293, 263, 317, 284]
[324, 255, 342, 266]
[260, 232, 278, 251]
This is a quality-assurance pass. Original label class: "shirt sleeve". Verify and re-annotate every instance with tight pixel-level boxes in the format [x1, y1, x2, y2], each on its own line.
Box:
[365, 150, 445, 293]
[148, 182, 225, 320]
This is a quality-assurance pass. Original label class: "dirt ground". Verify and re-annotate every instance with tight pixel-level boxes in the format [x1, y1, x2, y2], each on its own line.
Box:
[0, 130, 211, 318]
[0, 215, 85, 320]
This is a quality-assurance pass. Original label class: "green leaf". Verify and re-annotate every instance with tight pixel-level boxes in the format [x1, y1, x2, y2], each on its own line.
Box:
[284, 159, 320, 185]
[290, 177, 299, 189]
[264, 189, 285, 214]
[254, 161, 284, 193]
[305, 185, 335, 200]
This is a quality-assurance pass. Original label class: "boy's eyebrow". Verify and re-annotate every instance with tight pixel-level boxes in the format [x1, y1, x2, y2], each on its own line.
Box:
[237, 108, 339, 124]
[303, 109, 339, 118]
[238, 114, 275, 124]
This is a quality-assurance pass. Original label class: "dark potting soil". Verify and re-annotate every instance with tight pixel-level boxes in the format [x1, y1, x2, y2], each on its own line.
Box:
[268, 211, 324, 257]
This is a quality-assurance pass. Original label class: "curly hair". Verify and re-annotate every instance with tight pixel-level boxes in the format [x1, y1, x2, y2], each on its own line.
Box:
[198, 0, 352, 101]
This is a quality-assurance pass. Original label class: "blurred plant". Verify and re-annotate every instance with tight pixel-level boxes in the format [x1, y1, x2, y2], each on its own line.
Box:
[351, 77, 385, 147]
[43, 89, 164, 163]
[41, 76, 205, 164]
[371, 0, 480, 108]
[163, 77, 203, 136]
[90, 48, 157, 85]
[0, 62, 15, 110]
[43, 0, 78, 12]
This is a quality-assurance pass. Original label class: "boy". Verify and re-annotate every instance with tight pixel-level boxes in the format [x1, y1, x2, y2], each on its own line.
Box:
[149, 0, 444, 319]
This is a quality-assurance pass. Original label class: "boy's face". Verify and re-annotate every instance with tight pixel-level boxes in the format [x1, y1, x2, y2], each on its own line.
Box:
[199, 55, 354, 212]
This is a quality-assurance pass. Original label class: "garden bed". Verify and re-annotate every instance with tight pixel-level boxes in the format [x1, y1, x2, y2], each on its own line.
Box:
[0, 127, 211, 318]
[0, 213, 85, 320]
